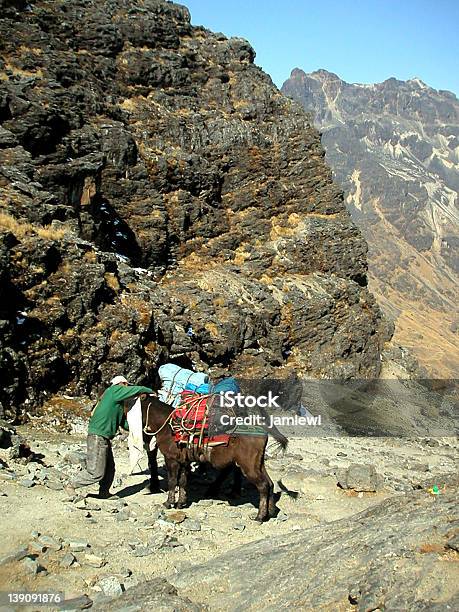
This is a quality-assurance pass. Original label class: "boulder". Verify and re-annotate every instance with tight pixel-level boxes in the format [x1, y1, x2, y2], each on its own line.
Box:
[337, 463, 381, 492]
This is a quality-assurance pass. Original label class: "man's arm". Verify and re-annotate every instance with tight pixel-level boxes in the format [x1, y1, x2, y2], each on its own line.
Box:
[112, 385, 153, 401]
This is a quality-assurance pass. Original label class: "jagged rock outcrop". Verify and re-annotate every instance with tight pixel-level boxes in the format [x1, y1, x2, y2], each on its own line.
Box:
[282, 69, 459, 376]
[0, 2, 389, 417]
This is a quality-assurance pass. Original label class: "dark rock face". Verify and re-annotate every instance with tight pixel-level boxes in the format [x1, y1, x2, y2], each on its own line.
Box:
[168, 477, 459, 610]
[282, 69, 459, 376]
[0, 2, 388, 417]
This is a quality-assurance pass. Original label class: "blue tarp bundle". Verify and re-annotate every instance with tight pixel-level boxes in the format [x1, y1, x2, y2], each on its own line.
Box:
[158, 363, 209, 407]
[212, 377, 241, 394]
[185, 382, 211, 394]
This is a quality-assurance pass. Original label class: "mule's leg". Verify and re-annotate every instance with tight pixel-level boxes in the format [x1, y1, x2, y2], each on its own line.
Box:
[147, 444, 160, 493]
[164, 457, 179, 509]
[238, 457, 270, 522]
[177, 464, 189, 509]
[262, 463, 276, 517]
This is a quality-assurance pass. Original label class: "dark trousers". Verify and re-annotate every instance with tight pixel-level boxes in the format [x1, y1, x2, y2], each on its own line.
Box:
[71, 434, 115, 494]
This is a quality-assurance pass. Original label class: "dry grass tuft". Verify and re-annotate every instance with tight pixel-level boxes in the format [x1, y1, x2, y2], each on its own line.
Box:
[0, 212, 66, 241]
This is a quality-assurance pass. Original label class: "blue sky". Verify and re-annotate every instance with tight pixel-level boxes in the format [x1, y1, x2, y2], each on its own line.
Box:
[184, 0, 459, 96]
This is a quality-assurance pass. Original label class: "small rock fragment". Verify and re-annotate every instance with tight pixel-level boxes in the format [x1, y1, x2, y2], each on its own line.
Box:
[0, 471, 16, 480]
[149, 533, 167, 550]
[22, 557, 40, 575]
[84, 553, 106, 568]
[131, 545, 153, 557]
[228, 511, 242, 519]
[60, 552, 76, 568]
[64, 451, 86, 465]
[85, 501, 101, 511]
[68, 539, 90, 552]
[115, 510, 130, 522]
[164, 510, 187, 524]
[123, 575, 140, 590]
[29, 541, 46, 554]
[38, 535, 62, 551]
[45, 480, 64, 491]
[97, 575, 124, 597]
[181, 519, 201, 532]
[0, 547, 29, 565]
[19, 478, 35, 488]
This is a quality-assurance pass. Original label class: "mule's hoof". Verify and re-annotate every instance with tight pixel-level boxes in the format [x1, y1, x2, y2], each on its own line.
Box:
[149, 486, 161, 494]
[176, 501, 187, 509]
[163, 501, 174, 509]
[249, 513, 266, 523]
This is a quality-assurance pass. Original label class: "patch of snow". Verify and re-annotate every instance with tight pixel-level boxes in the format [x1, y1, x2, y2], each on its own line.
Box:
[383, 141, 406, 159]
[320, 81, 345, 124]
[345, 169, 363, 210]
[408, 77, 429, 89]
[352, 83, 376, 90]
[133, 267, 152, 277]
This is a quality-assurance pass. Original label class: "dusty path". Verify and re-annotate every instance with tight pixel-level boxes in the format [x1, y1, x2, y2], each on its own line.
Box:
[0, 425, 457, 609]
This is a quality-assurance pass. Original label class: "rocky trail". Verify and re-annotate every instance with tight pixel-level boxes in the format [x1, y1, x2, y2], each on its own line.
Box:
[0, 422, 457, 610]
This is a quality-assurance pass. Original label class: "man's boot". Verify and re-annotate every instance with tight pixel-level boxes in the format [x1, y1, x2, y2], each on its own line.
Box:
[98, 489, 119, 500]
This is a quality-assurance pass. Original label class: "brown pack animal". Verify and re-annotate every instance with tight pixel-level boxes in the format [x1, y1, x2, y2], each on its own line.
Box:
[139, 395, 288, 522]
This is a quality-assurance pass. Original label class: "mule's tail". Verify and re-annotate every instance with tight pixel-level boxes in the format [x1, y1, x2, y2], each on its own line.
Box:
[265, 423, 288, 451]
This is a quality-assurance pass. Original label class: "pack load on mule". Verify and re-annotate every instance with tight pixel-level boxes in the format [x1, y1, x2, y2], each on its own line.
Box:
[157, 367, 253, 447]
[158, 363, 209, 406]
[170, 376, 249, 448]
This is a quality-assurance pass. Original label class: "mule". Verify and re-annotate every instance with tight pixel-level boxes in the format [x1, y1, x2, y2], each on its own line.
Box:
[140, 395, 287, 522]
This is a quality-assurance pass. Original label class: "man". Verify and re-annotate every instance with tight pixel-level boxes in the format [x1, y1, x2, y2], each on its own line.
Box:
[66, 375, 153, 500]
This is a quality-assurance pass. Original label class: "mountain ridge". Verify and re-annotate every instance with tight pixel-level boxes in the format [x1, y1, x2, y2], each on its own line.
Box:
[282, 68, 459, 377]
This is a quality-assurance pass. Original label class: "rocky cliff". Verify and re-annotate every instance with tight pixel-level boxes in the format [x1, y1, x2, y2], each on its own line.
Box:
[282, 69, 459, 377]
[0, 1, 389, 418]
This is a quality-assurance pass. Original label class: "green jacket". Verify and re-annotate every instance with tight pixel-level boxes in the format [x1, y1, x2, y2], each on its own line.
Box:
[88, 384, 153, 439]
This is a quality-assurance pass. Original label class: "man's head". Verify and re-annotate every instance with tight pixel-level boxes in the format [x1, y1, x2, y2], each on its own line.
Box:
[110, 375, 129, 386]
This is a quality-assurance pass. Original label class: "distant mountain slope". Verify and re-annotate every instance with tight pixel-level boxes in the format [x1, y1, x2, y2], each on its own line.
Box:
[282, 69, 459, 377]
